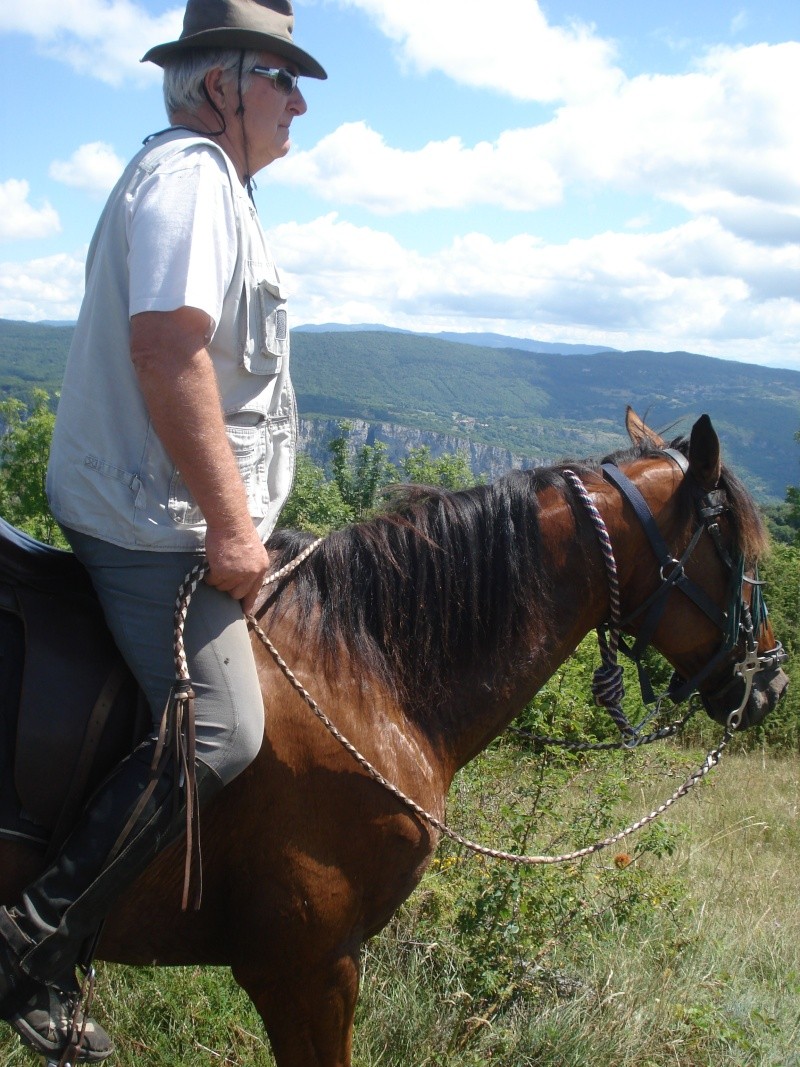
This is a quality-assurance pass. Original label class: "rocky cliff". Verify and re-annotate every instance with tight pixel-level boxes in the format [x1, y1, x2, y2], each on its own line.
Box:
[297, 416, 541, 481]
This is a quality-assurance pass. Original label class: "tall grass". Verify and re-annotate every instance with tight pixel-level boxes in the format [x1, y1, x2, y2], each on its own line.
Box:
[2, 748, 799, 1066]
[353, 747, 800, 1066]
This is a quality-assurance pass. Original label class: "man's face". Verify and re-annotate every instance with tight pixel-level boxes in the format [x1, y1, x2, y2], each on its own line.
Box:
[239, 51, 307, 172]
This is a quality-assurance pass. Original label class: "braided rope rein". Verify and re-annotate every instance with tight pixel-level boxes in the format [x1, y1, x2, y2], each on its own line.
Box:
[562, 469, 632, 736]
[171, 488, 737, 868]
[246, 610, 738, 864]
[170, 537, 324, 681]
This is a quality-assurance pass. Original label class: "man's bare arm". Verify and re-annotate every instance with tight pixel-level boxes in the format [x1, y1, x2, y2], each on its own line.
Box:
[130, 307, 269, 613]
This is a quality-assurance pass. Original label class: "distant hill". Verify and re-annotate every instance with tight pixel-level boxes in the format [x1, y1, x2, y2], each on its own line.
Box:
[0, 319, 76, 398]
[295, 322, 617, 355]
[428, 331, 618, 355]
[1, 318, 798, 502]
[291, 331, 799, 501]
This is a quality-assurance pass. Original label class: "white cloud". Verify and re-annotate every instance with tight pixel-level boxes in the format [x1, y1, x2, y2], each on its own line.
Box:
[0, 0, 181, 85]
[0, 251, 85, 320]
[275, 39, 800, 271]
[337, 0, 623, 103]
[268, 214, 800, 370]
[5, 213, 798, 370]
[50, 142, 126, 196]
[0, 0, 643, 108]
[0, 180, 61, 241]
[270, 212, 424, 323]
[278, 121, 563, 213]
[3, 6, 796, 372]
[559, 43, 800, 217]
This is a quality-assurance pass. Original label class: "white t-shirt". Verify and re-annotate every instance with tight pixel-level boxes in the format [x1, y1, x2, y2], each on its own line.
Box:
[127, 145, 238, 333]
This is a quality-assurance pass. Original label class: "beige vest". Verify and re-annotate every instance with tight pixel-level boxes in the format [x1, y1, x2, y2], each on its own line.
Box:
[47, 130, 296, 551]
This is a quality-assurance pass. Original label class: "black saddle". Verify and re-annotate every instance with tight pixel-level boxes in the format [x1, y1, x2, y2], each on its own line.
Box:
[0, 517, 145, 853]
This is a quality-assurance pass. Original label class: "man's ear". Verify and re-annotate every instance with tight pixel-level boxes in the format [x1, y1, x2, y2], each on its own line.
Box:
[203, 67, 228, 109]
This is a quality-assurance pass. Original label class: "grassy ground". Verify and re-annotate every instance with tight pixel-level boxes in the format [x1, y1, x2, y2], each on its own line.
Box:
[351, 747, 800, 1067]
[2, 747, 799, 1066]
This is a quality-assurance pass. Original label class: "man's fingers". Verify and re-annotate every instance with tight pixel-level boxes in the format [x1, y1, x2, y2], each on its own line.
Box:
[204, 565, 268, 609]
[241, 587, 260, 616]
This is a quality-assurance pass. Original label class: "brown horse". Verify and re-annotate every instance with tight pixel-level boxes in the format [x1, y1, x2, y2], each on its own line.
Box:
[0, 410, 788, 1066]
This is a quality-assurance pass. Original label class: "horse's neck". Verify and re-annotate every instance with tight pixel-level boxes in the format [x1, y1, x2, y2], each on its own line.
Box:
[430, 484, 620, 778]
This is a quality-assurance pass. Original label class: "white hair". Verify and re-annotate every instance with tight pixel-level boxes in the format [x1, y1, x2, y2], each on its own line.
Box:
[162, 49, 262, 119]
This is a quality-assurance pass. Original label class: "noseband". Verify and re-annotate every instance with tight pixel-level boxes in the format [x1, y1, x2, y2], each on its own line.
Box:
[569, 449, 786, 741]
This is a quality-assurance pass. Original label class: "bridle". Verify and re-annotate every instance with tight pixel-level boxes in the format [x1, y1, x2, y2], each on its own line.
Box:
[584, 447, 786, 738]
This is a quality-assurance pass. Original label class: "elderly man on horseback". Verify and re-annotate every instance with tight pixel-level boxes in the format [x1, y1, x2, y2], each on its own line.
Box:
[0, 0, 325, 1060]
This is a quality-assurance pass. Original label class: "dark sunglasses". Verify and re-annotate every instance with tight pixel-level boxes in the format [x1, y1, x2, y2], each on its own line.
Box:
[250, 66, 300, 96]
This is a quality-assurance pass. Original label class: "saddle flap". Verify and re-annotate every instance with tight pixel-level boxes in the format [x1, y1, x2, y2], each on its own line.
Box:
[0, 516, 94, 598]
[13, 584, 140, 829]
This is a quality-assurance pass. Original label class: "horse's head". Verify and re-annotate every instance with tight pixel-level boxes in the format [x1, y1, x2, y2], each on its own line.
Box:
[617, 409, 789, 730]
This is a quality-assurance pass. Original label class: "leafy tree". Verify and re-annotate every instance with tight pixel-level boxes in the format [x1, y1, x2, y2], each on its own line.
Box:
[786, 485, 800, 547]
[761, 542, 800, 658]
[784, 427, 800, 545]
[328, 422, 399, 520]
[401, 445, 476, 490]
[763, 427, 800, 545]
[277, 453, 353, 536]
[762, 501, 799, 545]
[0, 389, 66, 546]
[750, 540, 800, 749]
[326, 426, 481, 523]
[280, 433, 480, 536]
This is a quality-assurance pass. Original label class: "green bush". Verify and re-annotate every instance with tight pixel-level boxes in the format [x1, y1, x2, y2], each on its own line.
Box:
[0, 389, 66, 545]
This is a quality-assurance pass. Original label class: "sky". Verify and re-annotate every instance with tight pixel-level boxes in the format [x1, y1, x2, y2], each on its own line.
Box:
[1, 0, 799, 371]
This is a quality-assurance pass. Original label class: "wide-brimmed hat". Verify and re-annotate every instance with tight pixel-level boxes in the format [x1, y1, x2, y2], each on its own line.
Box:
[141, 0, 326, 79]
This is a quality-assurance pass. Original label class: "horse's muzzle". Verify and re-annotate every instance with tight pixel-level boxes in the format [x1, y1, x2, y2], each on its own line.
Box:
[745, 664, 790, 728]
[703, 659, 789, 729]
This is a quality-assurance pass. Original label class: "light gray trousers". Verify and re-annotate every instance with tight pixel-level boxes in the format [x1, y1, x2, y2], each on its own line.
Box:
[63, 528, 264, 786]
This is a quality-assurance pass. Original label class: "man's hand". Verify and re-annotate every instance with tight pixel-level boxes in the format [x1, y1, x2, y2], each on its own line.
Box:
[204, 522, 270, 615]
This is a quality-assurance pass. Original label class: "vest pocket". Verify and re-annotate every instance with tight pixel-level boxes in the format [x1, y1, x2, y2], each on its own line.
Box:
[241, 276, 289, 375]
[167, 420, 268, 527]
[228, 415, 294, 522]
[227, 419, 270, 518]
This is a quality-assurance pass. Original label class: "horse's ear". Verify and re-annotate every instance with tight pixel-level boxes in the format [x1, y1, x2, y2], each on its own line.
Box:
[626, 406, 667, 448]
[688, 414, 722, 489]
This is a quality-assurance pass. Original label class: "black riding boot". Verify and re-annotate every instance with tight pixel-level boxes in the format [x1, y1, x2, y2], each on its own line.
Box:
[0, 738, 223, 1061]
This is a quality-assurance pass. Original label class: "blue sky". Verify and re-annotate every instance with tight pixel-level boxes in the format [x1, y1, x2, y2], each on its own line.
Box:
[1, 0, 799, 370]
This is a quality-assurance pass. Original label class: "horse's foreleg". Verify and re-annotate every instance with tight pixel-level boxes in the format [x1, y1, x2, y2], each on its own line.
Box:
[232, 948, 359, 1067]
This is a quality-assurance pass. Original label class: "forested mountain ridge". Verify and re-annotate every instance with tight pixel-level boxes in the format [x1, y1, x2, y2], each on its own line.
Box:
[1, 318, 798, 502]
[294, 322, 619, 355]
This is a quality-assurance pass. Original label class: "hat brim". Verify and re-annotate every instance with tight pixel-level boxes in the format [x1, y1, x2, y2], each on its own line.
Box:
[141, 28, 326, 79]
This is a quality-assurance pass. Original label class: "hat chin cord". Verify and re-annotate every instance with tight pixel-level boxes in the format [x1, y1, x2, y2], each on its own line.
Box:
[234, 51, 257, 203]
[199, 80, 228, 138]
